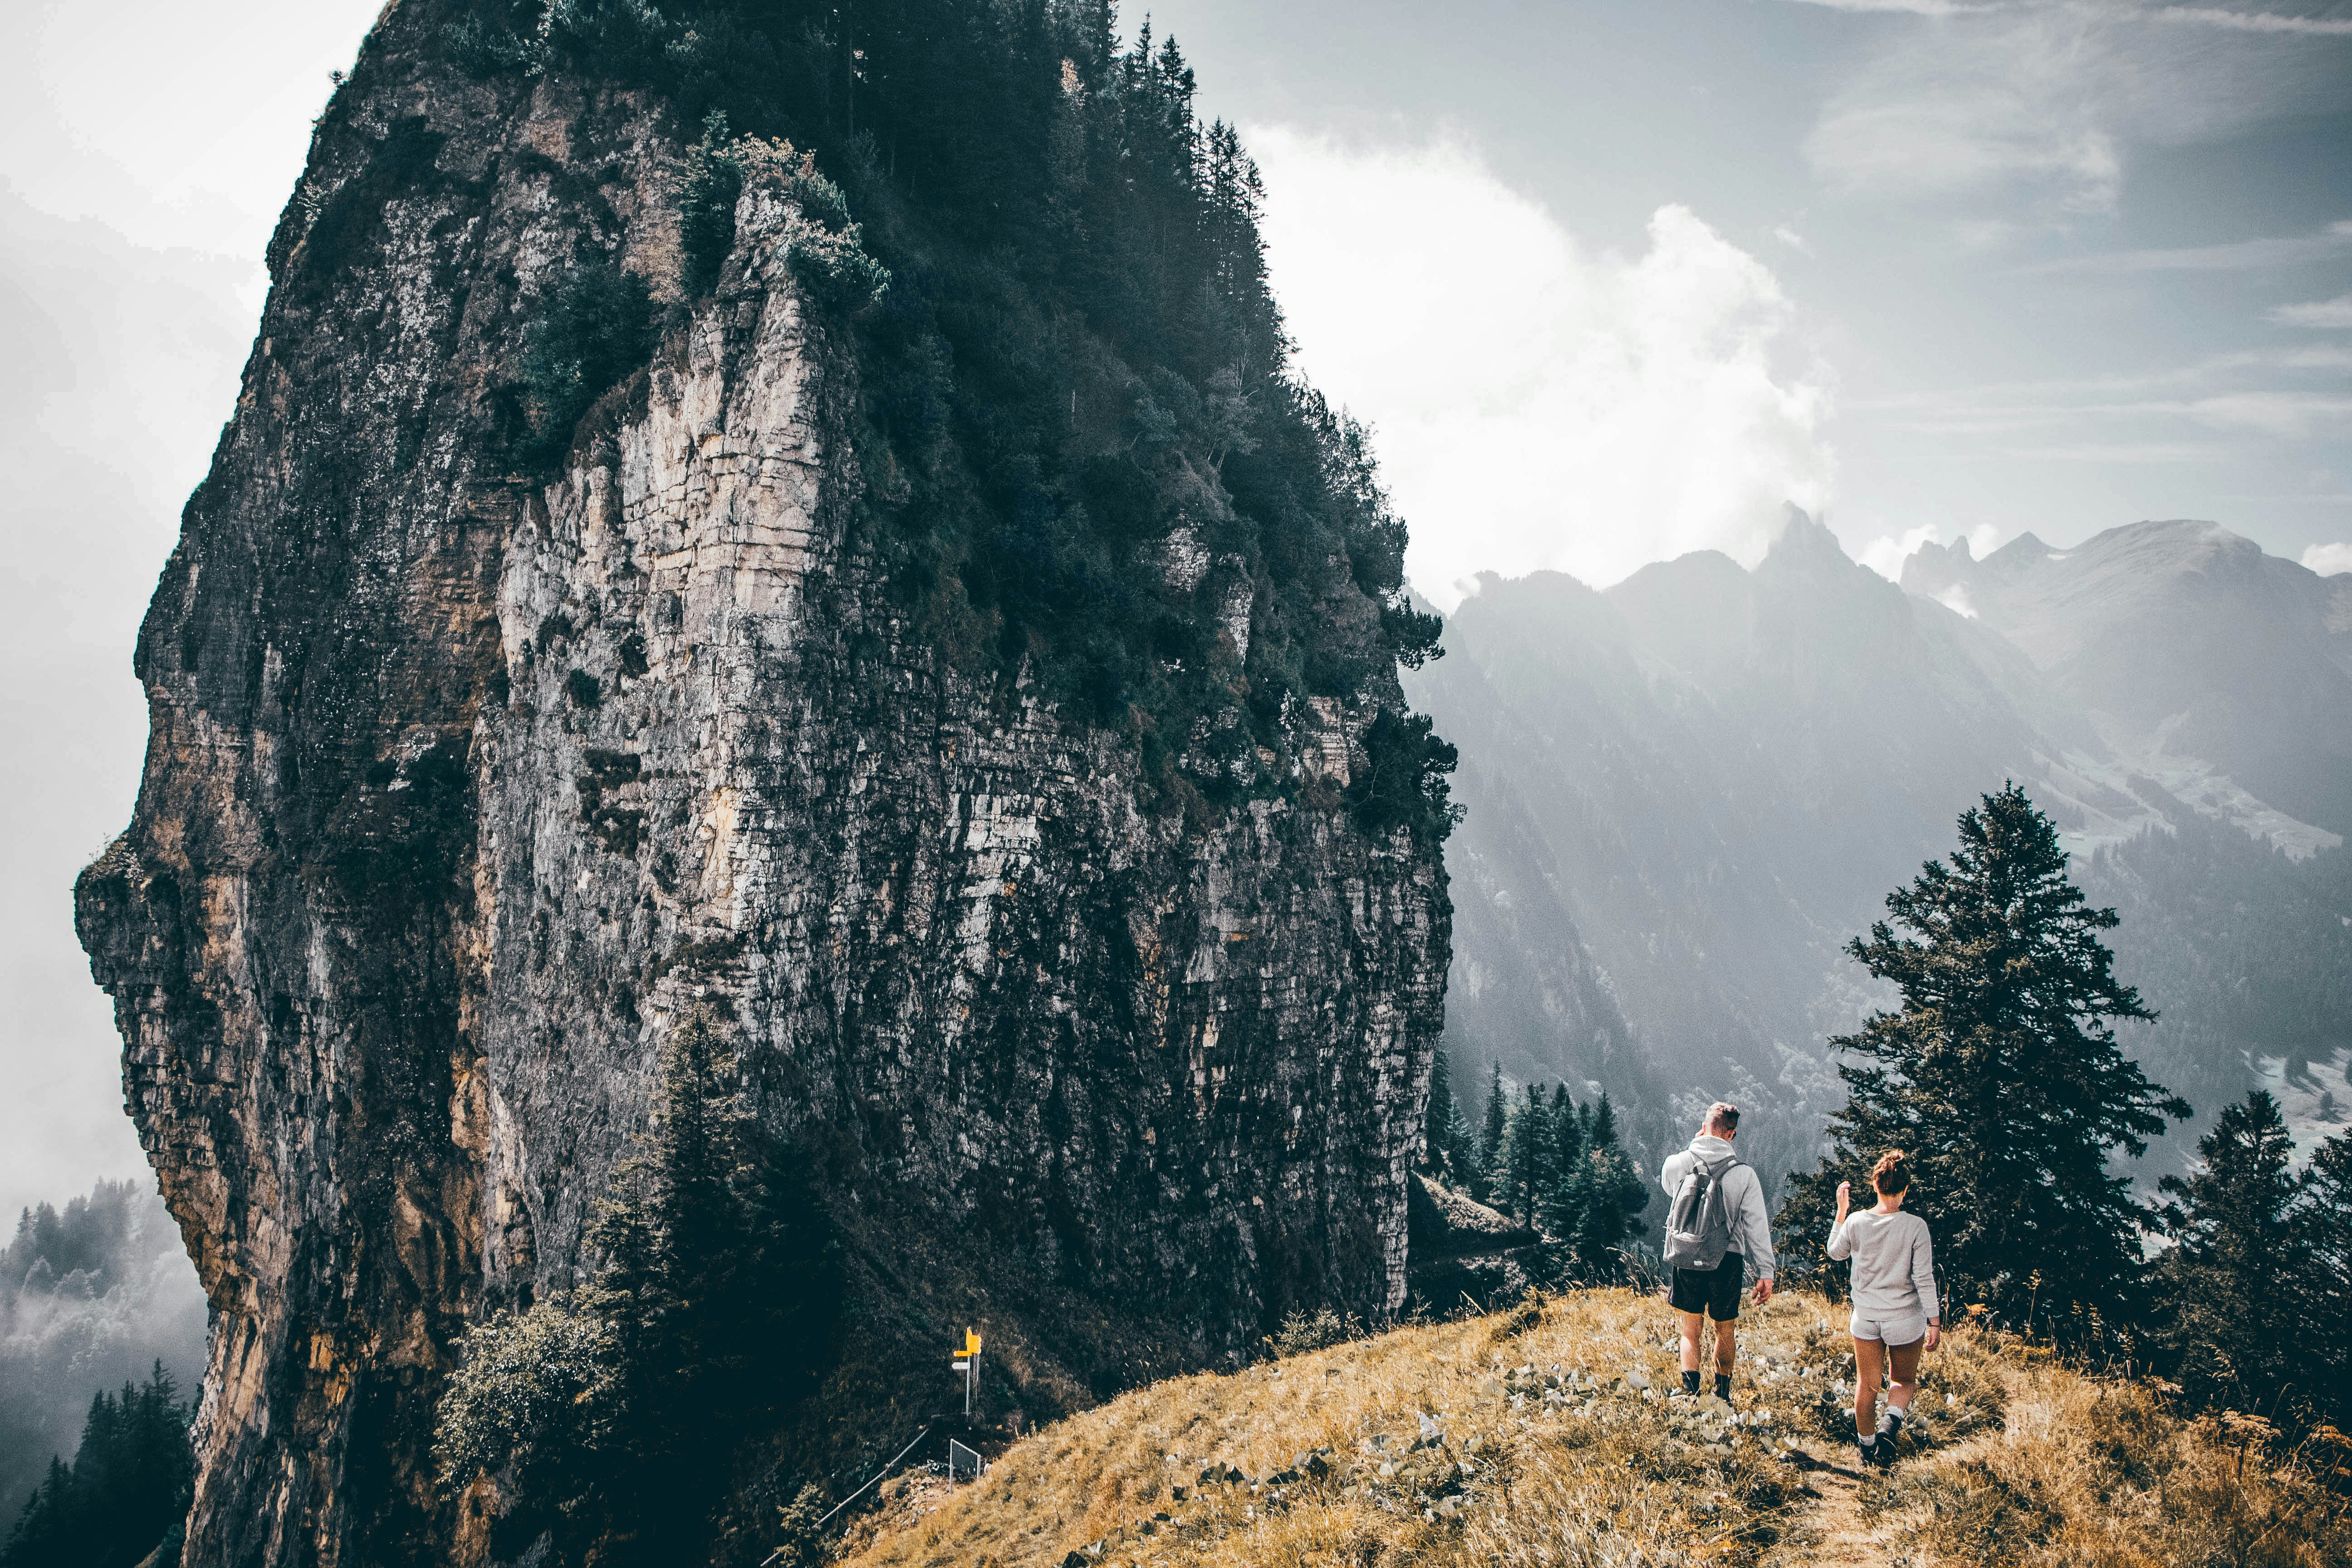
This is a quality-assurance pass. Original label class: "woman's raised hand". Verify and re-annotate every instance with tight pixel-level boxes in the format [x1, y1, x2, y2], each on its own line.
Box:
[1834, 1181, 1852, 1220]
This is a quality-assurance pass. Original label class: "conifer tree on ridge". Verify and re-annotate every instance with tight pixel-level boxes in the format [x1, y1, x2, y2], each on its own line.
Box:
[1779, 784, 2187, 1332]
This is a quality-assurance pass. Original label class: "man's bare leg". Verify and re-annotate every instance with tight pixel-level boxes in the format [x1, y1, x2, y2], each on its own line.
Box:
[1679, 1310, 1705, 1392]
[1713, 1316, 1736, 1396]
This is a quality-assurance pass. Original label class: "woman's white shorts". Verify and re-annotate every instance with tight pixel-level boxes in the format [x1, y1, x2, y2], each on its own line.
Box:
[1850, 1313, 1928, 1347]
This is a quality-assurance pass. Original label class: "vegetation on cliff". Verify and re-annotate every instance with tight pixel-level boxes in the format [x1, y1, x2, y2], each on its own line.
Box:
[435, 1009, 841, 1564]
[446, 0, 1456, 838]
[830, 1287, 2350, 1568]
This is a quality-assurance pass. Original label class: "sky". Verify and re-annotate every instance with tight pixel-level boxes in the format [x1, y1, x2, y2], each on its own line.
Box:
[1, 0, 2348, 1214]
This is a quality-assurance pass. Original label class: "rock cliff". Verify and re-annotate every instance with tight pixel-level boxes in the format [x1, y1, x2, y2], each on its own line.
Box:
[72, 5, 1450, 1562]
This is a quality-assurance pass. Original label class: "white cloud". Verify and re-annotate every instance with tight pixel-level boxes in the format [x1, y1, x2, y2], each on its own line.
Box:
[2303, 541, 2352, 575]
[2019, 220, 2352, 275]
[1249, 128, 1834, 607]
[2156, 7, 2352, 35]
[1803, 9, 2126, 213]
[1802, 5, 2352, 219]
[1781, 0, 1984, 12]
[1772, 224, 1813, 254]
[2271, 294, 2352, 328]
[2186, 392, 2352, 440]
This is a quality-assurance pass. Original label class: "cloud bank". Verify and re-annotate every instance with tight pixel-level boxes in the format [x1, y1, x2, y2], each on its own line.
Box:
[1801, 5, 2352, 224]
[2305, 542, 2352, 576]
[1248, 129, 1835, 607]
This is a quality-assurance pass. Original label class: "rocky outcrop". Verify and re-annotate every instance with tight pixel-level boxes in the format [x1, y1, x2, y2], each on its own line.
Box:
[72, 8, 1448, 1564]
[1403, 1175, 1545, 1310]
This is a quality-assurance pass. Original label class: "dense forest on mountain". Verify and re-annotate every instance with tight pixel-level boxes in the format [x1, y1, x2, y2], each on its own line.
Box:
[440, 0, 1455, 837]
[0, 1366, 192, 1568]
[0, 1184, 205, 1529]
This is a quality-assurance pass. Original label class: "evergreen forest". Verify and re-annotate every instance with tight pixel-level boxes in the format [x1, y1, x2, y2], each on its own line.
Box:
[1420, 1053, 1653, 1281]
[0, 1365, 192, 1568]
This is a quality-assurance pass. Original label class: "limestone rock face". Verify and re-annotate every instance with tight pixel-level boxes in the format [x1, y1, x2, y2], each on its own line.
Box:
[72, 6, 1448, 1564]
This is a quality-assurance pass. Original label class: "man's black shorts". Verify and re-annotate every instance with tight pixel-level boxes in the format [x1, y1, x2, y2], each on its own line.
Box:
[1669, 1253, 1747, 1321]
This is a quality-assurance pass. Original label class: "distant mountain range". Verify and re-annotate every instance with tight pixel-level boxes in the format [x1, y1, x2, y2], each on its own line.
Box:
[1406, 511, 2352, 1196]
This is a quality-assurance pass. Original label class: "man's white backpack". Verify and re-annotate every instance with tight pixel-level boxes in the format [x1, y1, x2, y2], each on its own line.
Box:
[1662, 1152, 1741, 1271]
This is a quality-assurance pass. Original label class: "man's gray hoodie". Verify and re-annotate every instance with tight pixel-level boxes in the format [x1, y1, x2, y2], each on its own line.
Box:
[1658, 1133, 1776, 1281]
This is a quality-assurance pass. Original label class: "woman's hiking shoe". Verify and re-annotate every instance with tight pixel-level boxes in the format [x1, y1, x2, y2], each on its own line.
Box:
[1855, 1435, 1878, 1468]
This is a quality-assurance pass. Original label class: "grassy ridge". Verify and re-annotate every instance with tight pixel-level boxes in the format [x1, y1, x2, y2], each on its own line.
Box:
[837, 1289, 2349, 1568]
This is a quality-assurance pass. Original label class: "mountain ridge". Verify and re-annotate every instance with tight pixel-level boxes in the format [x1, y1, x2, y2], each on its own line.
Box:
[1411, 508, 2352, 1189]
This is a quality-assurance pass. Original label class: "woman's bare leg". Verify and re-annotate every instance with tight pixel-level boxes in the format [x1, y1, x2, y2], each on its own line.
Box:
[1886, 1338, 1923, 1415]
[1852, 1338, 1883, 1440]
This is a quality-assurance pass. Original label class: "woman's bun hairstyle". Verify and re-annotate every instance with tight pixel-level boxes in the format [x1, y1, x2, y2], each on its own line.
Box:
[1872, 1150, 1912, 1195]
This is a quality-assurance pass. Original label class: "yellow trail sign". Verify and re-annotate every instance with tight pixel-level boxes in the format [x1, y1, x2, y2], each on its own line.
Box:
[962, 1329, 983, 1357]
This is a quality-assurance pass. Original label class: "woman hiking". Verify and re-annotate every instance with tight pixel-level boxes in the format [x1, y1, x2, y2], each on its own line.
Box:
[1828, 1150, 1940, 1470]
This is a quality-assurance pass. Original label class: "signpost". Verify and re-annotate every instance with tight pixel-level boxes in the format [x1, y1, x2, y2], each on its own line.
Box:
[950, 1328, 982, 1419]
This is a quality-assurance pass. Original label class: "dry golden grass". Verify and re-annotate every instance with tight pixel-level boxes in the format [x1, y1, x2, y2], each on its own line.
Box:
[1847, 1356, 2352, 1568]
[833, 1289, 2351, 1568]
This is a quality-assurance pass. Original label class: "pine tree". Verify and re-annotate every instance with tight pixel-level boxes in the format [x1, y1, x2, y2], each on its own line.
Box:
[2295, 1127, 2352, 1433]
[1537, 1085, 1585, 1240]
[436, 1007, 841, 1565]
[1, 1362, 191, 1568]
[1778, 784, 2188, 1331]
[1421, 1049, 1457, 1177]
[1569, 1093, 1651, 1277]
[1478, 1061, 1508, 1204]
[2151, 1092, 2310, 1422]
[1419, 1050, 1480, 1189]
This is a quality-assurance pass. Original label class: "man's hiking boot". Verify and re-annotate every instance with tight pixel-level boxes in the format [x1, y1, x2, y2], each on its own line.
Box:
[1714, 1374, 1732, 1403]
[1681, 1370, 1701, 1396]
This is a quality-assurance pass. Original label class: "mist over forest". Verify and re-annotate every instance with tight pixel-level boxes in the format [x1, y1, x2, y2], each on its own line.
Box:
[1, 1181, 206, 1522]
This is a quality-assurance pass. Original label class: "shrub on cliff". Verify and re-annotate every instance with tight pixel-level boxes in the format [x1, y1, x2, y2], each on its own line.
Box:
[517, 257, 654, 474]
[435, 1008, 842, 1564]
[677, 113, 886, 306]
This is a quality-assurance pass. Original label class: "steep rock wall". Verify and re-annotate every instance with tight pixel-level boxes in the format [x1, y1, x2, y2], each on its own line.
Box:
[73, 8, 1448, 1565]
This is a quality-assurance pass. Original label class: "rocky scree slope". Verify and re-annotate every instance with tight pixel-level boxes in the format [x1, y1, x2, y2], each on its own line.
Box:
[70, 5, 1450, 1563]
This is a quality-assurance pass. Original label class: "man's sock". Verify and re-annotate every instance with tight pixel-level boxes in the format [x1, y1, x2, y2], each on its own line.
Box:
[1681, 1369, 1701, 1395]
[1714, 1373, 1732, 1402]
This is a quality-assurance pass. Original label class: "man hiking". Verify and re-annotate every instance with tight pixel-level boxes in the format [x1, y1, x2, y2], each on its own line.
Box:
[1658, 1102, 1775, 1403]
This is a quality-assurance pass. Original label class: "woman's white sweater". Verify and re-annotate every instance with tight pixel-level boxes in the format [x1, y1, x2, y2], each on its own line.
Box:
[1827, 1208, 1939, 1322]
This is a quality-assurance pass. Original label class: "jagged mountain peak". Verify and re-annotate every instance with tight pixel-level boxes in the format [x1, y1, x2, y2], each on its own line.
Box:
[1757, 502, 1854, 577]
